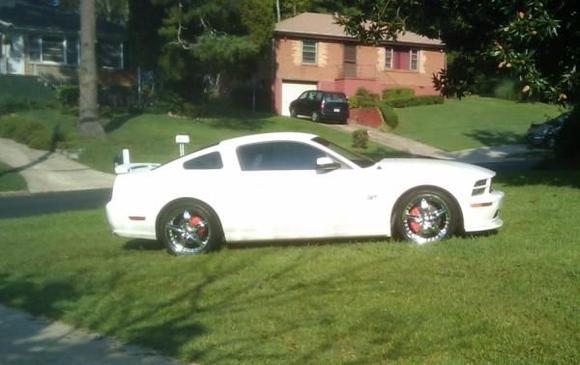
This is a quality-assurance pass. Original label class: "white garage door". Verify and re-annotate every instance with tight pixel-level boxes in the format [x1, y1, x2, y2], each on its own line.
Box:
[281, 81, 317, 116]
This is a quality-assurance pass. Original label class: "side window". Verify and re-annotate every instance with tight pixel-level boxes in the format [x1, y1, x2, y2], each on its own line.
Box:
[298, 91, 309, 100]
[315, 92, 323, 101]
[183, 152, 223, 170]
[307, 91, 317, 100]
[238, 142, 327, 171]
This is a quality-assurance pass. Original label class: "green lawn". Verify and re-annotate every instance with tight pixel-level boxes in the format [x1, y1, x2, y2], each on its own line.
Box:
[394, 96, 564, 151]
[77, 113, 401, 173]
[0, 162, 27, 192]
[0, 170, 578, 364]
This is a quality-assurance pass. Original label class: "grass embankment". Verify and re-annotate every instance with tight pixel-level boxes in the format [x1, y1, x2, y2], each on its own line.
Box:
[1, 109, 400, 173]
[0, 162, 27, 192]
[0, 170, 578, 364]
[395, 96, 563, 151]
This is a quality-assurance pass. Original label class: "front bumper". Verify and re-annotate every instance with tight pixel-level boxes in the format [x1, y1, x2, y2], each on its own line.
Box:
[463, 190, 505, 233]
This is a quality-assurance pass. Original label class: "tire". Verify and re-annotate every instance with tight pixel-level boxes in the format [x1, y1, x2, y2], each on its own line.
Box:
[290, 106, 297, 118]
[312, 111, 321, 123]
[393, 187, 460, 244]
[157, 200, 223, 255]
[547, 136, 556, 149]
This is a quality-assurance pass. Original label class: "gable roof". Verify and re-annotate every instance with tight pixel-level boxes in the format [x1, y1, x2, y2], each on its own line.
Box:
[275, 12, 442, 48]
[0, 0, 124, 39]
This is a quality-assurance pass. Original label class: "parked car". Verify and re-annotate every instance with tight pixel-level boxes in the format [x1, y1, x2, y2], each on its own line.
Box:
[106, 132, 504, 255]
[527, 112, 570, 149]
[289, 90, 349, 123]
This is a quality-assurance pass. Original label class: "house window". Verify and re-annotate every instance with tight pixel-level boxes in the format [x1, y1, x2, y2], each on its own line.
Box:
[98, 41, 123, 69]
[383, 47, 420, 71]
[302, 40, 317, 64]
[410, 49, 419, 71]
[27, 35, 79, 65]
[385, 47, 394, 69]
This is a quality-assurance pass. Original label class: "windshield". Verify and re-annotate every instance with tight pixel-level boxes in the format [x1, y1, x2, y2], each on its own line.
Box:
[312, 137, 375, 168]
[324, 93, 347, 102]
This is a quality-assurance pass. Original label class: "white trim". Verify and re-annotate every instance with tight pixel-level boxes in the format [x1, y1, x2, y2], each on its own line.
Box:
[385, 47, 394, 69]
[409, 49, 419, 71]
[301, 39, 317, 65]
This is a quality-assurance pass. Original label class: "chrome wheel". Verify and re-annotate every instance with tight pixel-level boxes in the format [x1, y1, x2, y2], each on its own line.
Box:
[399, 192, 455, 244]
[165, 209, 211, 254]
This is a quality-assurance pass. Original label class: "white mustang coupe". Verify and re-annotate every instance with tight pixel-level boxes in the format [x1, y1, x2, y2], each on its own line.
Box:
[106, 132, 504, 255]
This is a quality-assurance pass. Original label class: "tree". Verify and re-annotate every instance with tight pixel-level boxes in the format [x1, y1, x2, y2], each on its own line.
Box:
[78, 0, 104, 137]
[337, 0, 579, 104]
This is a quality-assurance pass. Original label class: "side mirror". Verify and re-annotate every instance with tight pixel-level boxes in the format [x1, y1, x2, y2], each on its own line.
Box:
[316, 156, 341, 172]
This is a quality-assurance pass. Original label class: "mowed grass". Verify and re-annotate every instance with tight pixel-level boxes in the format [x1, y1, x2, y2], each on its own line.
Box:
[3, 110, 400, 173]
[395, 97, 564, 151]
[0, 162, 27, 192]
[0, 170, 578, 364]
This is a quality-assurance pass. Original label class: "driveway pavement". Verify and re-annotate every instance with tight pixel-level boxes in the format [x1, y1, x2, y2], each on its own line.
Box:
[0, 304, 183, 365]
[0, 137, 114, 194]
[330, 124, 540, 164]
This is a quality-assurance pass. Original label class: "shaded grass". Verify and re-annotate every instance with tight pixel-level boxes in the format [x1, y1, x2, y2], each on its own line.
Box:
[395, 97, 563, 151]
[0, 162, 27, 192]
[0, 170, 578, 364]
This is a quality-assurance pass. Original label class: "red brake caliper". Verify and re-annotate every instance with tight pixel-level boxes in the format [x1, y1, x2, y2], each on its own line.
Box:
[189, 216, 207, 238]
[408, 206, 421, 233]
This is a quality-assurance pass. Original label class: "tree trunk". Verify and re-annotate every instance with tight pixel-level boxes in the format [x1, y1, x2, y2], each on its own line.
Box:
[78, 0, 104, 137]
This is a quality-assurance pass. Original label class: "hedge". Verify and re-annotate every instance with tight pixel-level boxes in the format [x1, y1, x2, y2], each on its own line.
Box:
[386, 95, 444, 108]
[377, 102, 399, 129]
[382, 87, 415, 100]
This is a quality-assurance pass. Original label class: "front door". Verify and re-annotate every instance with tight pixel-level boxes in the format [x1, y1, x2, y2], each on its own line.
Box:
[7, 34, 25, 75]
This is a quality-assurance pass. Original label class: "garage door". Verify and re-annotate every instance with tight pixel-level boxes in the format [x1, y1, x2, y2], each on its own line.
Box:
[281, 81, 317, 116]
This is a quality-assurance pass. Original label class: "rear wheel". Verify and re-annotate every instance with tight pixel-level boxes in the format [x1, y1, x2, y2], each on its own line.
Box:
[393, 188, 460, 244]
[157, 200, 223, 255]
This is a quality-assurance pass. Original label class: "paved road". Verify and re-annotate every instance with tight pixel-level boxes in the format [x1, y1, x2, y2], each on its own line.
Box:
[0, 189, 111, 219]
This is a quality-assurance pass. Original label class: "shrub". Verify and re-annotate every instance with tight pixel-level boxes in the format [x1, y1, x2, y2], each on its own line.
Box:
[0, 116, 53, 150]
[386, 95, 444, 108]
[56, 85, 79, 107]
[382, 87, 415, 100]
[352, 128, 369, 149]
[350, 87, 380, 109]
[377, 102, 399, 129]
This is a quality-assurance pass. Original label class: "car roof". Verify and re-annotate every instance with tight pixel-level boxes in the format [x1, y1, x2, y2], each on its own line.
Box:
[218, 132, 318, 147]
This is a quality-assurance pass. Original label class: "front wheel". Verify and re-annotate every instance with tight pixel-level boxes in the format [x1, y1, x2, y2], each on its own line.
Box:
[290, 106, 297, 118]
[157, 201, 223, 255]
[393, 188, 460, 244]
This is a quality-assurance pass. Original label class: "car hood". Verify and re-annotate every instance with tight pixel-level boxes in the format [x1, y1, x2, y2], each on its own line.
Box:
[374, 158, 496, 179]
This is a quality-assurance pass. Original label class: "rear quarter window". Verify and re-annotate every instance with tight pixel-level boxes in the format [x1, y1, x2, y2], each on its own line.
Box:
[183, 152, 223, 170]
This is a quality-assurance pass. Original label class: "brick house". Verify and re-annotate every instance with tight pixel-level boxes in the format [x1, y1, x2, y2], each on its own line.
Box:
[272, 12, 445, 116]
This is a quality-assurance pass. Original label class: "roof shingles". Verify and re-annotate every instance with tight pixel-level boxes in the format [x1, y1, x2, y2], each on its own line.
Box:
[275, 12, 442, 47]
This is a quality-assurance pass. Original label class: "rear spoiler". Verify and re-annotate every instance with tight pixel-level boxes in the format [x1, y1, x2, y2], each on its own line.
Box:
[113, 148, 160, 174]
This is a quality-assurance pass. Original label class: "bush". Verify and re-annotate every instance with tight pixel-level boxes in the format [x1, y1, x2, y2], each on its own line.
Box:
[386, 95, 444, 108]
[382, 87, 415, 100]
[0, 115, 73, 151]
[0, 116, 53, 150]
[377, 102, 399, 129]
[56, 85, 79, 107]
[352, 128, 369, 149]
[350, 87, 380, 109]
[0, 98, 33, 116]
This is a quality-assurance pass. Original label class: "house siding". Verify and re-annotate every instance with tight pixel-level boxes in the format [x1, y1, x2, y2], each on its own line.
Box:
[273, 36, 445, 114]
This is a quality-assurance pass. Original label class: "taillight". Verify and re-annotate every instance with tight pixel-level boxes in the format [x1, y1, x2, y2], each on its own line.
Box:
[321, 99, 325, 110]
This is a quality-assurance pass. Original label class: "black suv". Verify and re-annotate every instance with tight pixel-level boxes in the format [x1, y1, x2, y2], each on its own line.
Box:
[289, 90, 349, 123]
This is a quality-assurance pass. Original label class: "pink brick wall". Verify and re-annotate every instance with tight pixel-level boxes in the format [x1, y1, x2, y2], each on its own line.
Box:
[273, 37, 445, 114]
